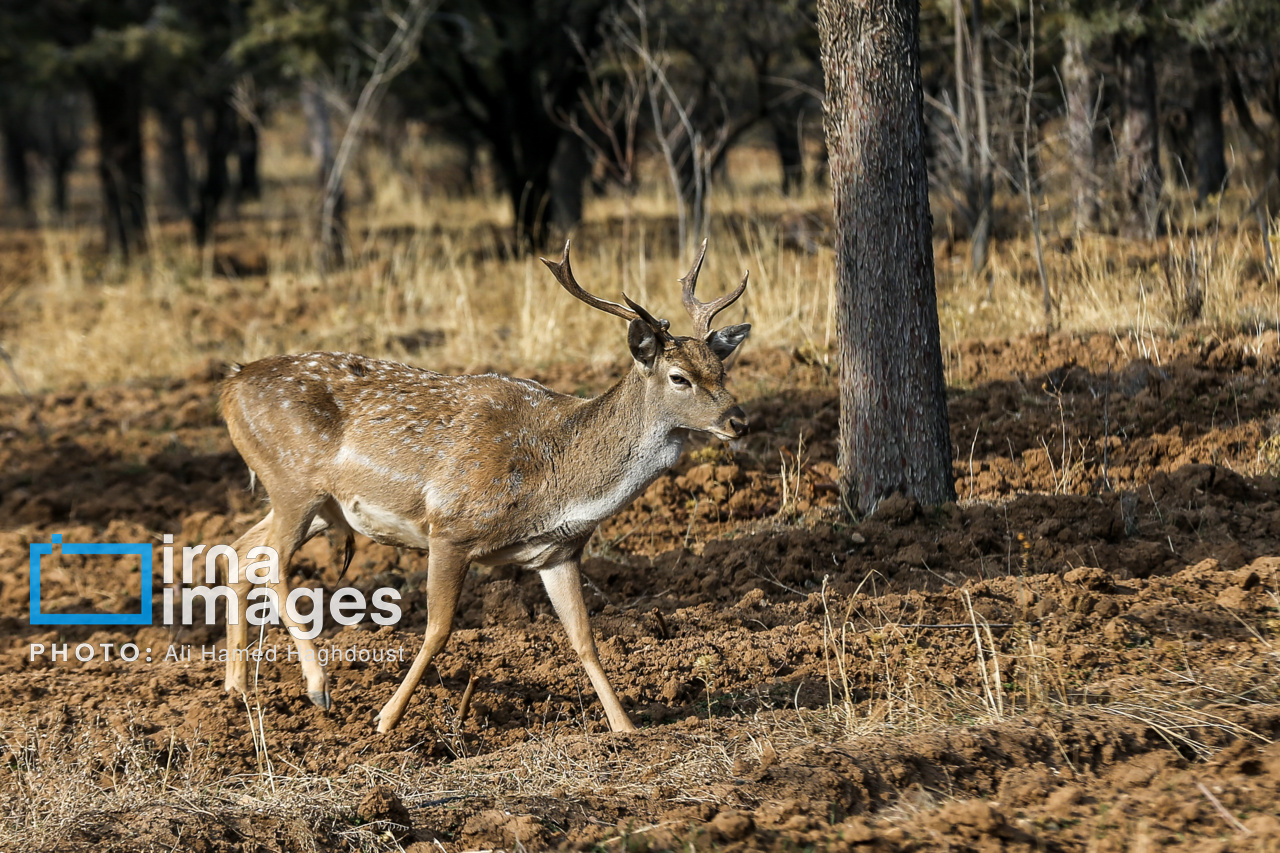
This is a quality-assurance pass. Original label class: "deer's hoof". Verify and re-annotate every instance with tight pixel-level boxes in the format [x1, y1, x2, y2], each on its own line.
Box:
[308, 690, 332, 710]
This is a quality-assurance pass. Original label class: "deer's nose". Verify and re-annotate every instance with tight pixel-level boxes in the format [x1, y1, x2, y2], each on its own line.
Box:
[725, 406, 748, 438]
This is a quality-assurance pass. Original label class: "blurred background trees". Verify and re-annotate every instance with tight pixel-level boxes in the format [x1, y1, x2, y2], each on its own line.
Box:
[0, 0, 1276, 264]
[3, 0, 1280, 518]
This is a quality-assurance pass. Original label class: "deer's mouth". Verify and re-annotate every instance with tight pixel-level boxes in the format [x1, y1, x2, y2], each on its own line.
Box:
[707, 411, 748, 441]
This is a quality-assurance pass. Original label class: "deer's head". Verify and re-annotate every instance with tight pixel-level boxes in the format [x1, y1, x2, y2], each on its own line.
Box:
[542, 240, 750, 440]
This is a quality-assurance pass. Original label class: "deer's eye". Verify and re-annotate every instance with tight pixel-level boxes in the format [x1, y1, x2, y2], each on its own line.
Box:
[669, 373, 692, 388]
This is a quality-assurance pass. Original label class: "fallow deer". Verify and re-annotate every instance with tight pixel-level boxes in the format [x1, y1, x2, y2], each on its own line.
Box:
[219, 239, 749, 733]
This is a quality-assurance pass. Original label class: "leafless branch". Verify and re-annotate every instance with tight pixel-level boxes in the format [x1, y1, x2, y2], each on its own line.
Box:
[318, 0, 439, 264]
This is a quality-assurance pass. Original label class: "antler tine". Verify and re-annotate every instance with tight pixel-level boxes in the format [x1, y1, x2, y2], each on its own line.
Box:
[679, 239, 748, 337]
[622, 294, 671, 334]
[678, 239, 709, 322]
[540, 239, 639, 324]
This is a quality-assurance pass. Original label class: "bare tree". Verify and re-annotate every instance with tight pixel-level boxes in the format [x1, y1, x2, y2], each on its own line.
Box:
[614, 0, 723, 255]
[302, 77, 342, 259]
[924, 0, 993, 277]
[1061, 26, 1099, 236]
[1116, 31, 1162, 237]
[1189, 45, 1227, 202]
[818, 0, 956, 515]
[1017, 0, 1050, 330]
[557, 23, 645, 257]
[301, 0, 436, 267]
[230, 75, 264, 202]
[961, 0, 993, 274]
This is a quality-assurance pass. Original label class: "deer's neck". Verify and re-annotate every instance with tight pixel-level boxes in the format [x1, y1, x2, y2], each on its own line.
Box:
[547, 369, 685, 532]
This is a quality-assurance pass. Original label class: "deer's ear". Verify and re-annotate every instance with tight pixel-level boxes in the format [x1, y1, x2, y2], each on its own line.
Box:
[707, 324, 751, 361]
[628, 318, 660, 370]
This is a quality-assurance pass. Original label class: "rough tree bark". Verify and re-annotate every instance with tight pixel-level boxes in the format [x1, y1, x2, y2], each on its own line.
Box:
[1190, 46, 1227, 202]
[1062, 30, 1097, 235]
[1116, 33, 1162, 237]
[817, 0, 956, 515]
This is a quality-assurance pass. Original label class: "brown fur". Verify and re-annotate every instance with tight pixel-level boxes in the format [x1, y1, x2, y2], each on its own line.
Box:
[219, 244, 749, 733]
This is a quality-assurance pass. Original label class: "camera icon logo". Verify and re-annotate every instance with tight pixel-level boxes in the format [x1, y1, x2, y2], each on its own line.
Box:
[29, 535, 154, 626]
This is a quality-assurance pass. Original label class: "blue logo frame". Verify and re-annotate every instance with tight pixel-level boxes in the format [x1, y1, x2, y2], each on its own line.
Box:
[29, 535, 153, 625]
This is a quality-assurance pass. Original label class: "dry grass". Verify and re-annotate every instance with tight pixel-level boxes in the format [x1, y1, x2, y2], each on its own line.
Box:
[936, 209, 1280, 359]
[0, 111, 1277, 396]
[0, 137, 842, 394]
[813, 574, 1280, 749]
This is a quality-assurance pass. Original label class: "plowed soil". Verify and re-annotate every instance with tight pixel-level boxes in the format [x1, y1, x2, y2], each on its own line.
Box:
[3, 331, 1280, 852]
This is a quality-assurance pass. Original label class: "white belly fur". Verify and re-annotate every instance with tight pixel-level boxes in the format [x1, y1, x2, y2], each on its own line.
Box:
[338, 430, 685, 565]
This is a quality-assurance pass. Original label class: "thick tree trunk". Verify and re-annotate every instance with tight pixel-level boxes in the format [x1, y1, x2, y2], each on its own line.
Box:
[87, 70, 147, 257]
[492, 128, 557, 250]
[1062, 30, 1097, 234]
[41, 92, 82, 217]
[156, 100, 192, 216]
[1191, 47, 1227, 202]
[193, 98, 236, 247]
[1116, 33, 1162, 238]
[818, 0, 957, 515]
[770, 107, 805, 195]
[1, 120, 31, 215]
[549, 131, 589, 232]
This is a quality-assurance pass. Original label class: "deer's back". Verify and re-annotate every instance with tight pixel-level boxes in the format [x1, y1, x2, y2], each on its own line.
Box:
[221, 352, 579, 547]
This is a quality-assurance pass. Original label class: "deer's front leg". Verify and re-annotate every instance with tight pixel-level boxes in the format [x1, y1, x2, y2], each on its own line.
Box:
[376, 539, 468, 733]
[541, 559, 637, 733]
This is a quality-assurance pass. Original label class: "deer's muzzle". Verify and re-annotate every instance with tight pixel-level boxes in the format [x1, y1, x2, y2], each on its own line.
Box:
[721, 406, 748, 439]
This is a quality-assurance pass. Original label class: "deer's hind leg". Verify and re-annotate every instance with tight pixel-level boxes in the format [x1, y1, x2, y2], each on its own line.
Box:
[261, 494, 341, 709]
[224, 512, 273, 698]
[225, 504, 338, 706]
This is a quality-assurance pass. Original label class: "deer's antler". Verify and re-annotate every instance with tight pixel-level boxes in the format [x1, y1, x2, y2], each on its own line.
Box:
[541, 240, 668, 333]
[680, 239, 748, 338]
